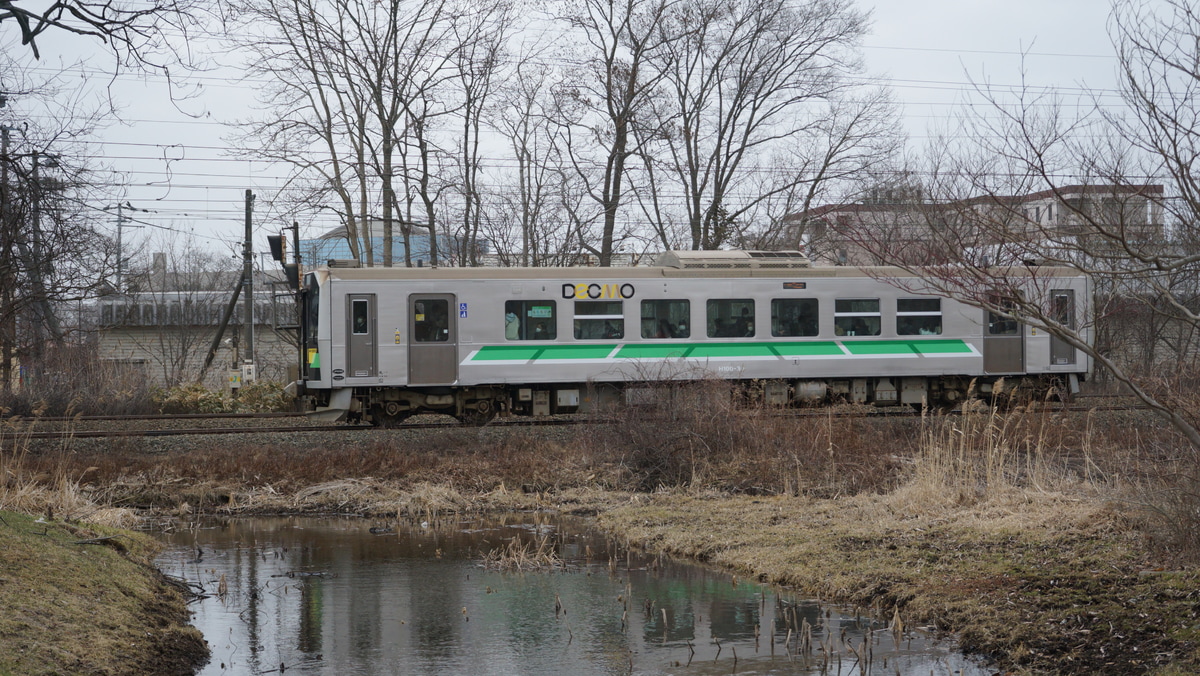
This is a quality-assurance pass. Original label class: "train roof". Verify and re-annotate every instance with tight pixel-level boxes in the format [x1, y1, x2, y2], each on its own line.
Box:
[313, 250, 1087, 282]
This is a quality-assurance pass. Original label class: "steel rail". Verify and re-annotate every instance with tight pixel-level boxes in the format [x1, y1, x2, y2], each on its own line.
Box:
[9, 402, 1148, 440]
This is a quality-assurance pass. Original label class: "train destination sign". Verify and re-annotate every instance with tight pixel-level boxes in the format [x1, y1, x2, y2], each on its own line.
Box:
[562, 283, 636, 300]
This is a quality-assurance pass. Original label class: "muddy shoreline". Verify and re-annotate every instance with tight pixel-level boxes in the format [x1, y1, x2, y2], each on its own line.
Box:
[128, 479, 1194, 675]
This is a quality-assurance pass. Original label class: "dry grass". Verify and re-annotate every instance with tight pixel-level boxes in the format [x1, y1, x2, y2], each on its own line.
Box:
[576, 378, 909, 496]
[482, 536, 564, 571]
[0, 345, 157, 417]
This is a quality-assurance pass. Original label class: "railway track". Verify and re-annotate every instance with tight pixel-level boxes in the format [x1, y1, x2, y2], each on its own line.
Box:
[3, 397, 1147, 441]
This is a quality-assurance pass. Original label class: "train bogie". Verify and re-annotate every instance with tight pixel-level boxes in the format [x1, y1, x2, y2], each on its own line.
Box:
[296, 251, 1090, 424]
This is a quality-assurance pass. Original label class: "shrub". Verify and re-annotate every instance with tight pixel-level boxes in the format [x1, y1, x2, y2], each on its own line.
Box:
[153, 381, 292, 414]
[235, 381, 293, 412]
[153, 383, 236, 414]
[0, 345, 157, 416]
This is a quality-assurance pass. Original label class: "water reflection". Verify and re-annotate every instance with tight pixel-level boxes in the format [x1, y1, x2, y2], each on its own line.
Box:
[158, 515, 985, 675]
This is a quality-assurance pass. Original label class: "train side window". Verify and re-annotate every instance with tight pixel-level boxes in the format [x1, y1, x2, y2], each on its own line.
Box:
[834, 298, 880, 336]
[574, 301, 623, 339]
[413, 299, 450, 342]
[641, 300, 690, 339]
[897, 298, 942, 335]
[504, 300, 557, 340]
[771, 298, 818, 337]
[707, 299, 755, 338]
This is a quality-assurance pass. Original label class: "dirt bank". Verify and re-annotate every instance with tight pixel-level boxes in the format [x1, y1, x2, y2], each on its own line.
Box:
[0, 510, 208, 676]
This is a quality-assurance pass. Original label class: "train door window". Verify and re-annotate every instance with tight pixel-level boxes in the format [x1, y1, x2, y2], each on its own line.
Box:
[707, 299, 755, 338]
[351, 299, 370, 335]
[771, 298, 819, 337]
[573, 301, 623, 339]
[1051, 291, 1074, 329]
[897, 298, 942, 335]
[414, 299, 450, 342]
[834, 299, 880, 336]
[641, 300, 690, 339]
[504, 300, 557, 340]
[987, 296, 1020, 336]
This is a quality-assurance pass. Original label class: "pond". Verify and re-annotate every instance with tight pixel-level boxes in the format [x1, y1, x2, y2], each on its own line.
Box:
[157, 515, 987, 675]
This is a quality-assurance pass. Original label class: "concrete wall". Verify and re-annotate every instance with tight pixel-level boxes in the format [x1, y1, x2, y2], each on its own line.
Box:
[97, 324, 300, 390]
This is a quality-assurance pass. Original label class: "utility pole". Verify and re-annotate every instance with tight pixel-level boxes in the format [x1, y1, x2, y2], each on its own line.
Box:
[242, 189, 256, 381]
[102, 201, 143, 293]
[0, 117, 10, 391]
[115, 202, 127, 291]
[24, 151, 62, 371]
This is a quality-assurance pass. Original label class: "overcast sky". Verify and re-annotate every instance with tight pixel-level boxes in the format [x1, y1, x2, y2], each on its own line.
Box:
[3, 0, 1127, 255]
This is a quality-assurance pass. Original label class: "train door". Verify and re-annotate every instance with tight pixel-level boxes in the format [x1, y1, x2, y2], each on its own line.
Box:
[983, 296, 1024, 374]
[347, 294, 377, 377]
[408, 295, 458, 385]
[1049, 289, 1076, 365]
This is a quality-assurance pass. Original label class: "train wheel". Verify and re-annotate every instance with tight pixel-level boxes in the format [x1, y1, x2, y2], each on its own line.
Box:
[457, 399, 497, 425]
[369, 403, 413, 428]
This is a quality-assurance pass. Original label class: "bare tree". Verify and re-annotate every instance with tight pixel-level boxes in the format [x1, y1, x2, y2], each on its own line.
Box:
[555, 0, 678, 266]
[443, 1, 513, 266]
[0, 72, 119, 388]
[1, 0, 203, 67]
[640, 0, 895, 250]
[488, 49, 585, 266]
[231, 0, 463, 267]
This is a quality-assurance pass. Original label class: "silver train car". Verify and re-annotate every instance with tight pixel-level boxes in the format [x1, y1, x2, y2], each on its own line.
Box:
[297, 251, 1090, 424]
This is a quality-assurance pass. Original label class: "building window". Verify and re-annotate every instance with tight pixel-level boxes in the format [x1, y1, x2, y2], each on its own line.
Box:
[573, 301, 623, 339]
[834, 298, 880, 336]
[897, 298, 942, 335]
[641, 300, 690, 339]
[771, 298, 819, 337]
[504, 300, 556, 340]
[707, 299, 755, 338]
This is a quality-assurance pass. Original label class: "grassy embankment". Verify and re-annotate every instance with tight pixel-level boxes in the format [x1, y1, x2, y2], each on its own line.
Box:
[0, 509, 206, 676]
[5, 381, 1200, 674]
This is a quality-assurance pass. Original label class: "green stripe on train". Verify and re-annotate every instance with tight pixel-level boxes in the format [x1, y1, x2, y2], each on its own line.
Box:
[469, 344, 617, 361]
[469, 339, 972, 362]
[843, 339, 974, 356]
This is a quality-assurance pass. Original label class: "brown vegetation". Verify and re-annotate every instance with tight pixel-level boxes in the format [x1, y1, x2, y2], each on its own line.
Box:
[3, 379, 1200, 673]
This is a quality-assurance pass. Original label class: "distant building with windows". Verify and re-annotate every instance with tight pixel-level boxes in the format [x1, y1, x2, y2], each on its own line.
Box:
[301, 220, 436, 267]
[785, 184, 1166, 267]
[299, 220, 503, 268]
[93, 253, 300, 388]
